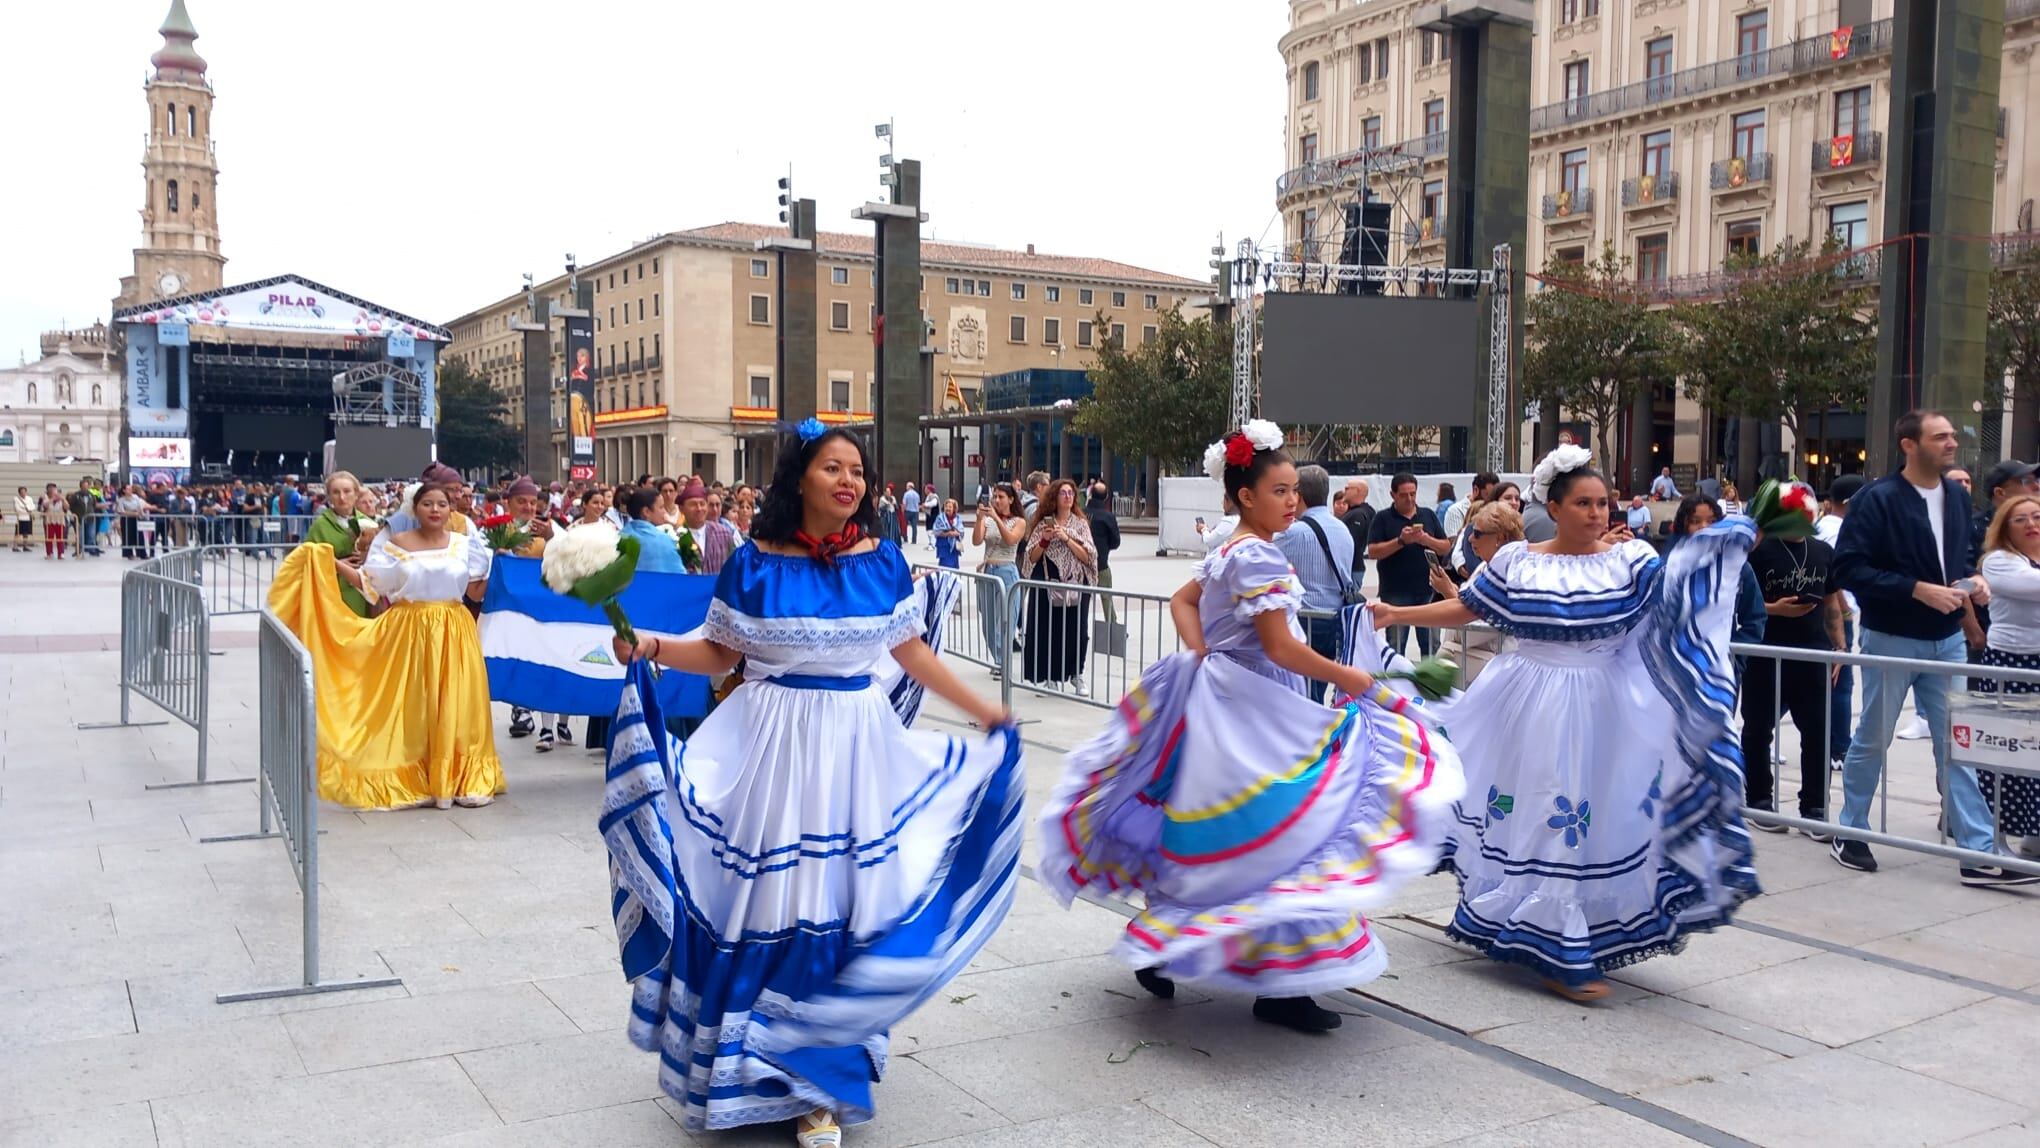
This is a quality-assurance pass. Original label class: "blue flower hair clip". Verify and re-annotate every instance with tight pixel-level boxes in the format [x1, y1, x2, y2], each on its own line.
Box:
[795, 416, 828, 445]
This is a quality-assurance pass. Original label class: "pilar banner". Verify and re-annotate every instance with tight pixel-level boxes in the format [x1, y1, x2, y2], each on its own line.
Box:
[564, 315, 596, 469]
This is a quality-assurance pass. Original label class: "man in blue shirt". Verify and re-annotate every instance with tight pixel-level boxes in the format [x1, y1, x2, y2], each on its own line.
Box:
[1650, 467, 1681, 500]
[1277, 464, 1355, 702]
[1833, 410, 2033, 887]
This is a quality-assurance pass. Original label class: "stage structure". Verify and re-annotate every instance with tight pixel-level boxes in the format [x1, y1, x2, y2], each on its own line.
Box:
[113, 274, 446, 484]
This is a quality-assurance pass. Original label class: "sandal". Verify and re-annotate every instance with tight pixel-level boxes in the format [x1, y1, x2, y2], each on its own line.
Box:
[795, 1109, 842, 1148]
[1541, 977, 1612, 1003]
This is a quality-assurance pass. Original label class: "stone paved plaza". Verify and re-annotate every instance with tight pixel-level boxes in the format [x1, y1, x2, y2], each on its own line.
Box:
[2, 547, 2037, 1147]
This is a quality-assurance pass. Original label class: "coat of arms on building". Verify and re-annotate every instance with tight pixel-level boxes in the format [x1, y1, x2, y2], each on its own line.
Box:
[948, 311, 988, 363]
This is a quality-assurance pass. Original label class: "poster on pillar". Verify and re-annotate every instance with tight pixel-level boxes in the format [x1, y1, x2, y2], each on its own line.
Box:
[564, 315, 596, 470]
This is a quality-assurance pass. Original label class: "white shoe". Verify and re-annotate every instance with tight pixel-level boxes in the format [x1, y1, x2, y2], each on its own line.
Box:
[1071, 675, 1087, 695]
[1896, 714, 1932, 740]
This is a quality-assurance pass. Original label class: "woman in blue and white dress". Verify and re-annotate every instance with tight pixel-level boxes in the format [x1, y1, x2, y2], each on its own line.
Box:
[603, 422, 1020, 1148]
[1373, 446, 1761, 1002]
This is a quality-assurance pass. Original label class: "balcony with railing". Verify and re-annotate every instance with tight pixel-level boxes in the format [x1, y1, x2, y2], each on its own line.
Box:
[1812, 131, 1883, 174]
[1403, 217, 1446, 247]
[1710, 153, 1773, 192]
[1621, 172, 1679, 210]
[1530, 18, 1894, 134]
[1541, 187, 1593, 220]
[1275, 131, 1448, 198]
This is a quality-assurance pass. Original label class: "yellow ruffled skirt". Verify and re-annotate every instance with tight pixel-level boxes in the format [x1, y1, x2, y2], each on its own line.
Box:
[267, 545, 506, 810]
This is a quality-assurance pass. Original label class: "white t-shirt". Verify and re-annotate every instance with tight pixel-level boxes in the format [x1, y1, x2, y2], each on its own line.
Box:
[1910, 479, 1946, 580]
[1814, 513, 1856, 617]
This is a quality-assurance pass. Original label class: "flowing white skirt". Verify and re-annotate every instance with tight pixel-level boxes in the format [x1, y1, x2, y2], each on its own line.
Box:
[600, 665, 1021, 1131]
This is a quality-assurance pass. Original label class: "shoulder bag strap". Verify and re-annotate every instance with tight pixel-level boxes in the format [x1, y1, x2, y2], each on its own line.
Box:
[1300, 516, 1354, 594]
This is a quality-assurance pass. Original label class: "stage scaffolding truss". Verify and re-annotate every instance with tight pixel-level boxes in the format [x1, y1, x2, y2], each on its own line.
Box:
[330, 361, 425, 427]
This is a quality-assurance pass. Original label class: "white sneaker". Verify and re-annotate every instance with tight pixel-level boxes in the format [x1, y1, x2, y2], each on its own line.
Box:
[1071, 675, 1087, 695]
[1896, 714, 1931, 740]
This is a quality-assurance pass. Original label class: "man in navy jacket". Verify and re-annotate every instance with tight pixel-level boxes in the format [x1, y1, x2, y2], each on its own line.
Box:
[1832, 411, 2034, 886]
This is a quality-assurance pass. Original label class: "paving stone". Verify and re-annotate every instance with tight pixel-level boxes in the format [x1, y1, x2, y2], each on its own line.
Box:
[836, 1054, 1007, 1148]
[0, 900, 118, 955]
[375, 926, 620, 995]
[127, 967, 410, 1032]
[1853, 997, 2040, 1107]
[0, 1101, 158, 1148]
[1437, 1104, 1703, 1146]
[150, 1054, 499, 1147]
[1950, 1118, 2040, 1147]
[445, 884, 617, 939]
[0, 922, 255, 992]
[1732, 872, 1973, 945]
[1856, 921, 2040, 990]
[1605, 924, 1820, 996]
[456, 1029, 666, 1123]
[1675, 951, 1989, 1048]
[1477, 998, 1785, 1096]
[1368, 921, 1481, 971]
[977, 879, 1136, 967]
[914, 1102, 1217, 1147]
[414, 1100, 699, 1147]
[0, 979, 136, 1045]
[1640, 1049, 2025, 1148]
[1625, 995, 1828, 1059]
[892, 953, 1213, 1054]
[1353, 954, 1650, 1036]
[532, 970, 631, 1034]
[279, 981, 579, 1074]
[0, 1013, 302, 1120]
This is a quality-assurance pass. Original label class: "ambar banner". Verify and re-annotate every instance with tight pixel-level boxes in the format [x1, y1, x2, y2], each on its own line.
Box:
[564, 315, 595, 467]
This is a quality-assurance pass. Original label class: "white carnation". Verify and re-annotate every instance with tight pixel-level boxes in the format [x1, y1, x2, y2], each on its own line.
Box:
[1241, 418, 1285, 453]
[1530, 444, 1594, 503]
[1202, 439, 1230, 484]
[541, 521, 623, 591]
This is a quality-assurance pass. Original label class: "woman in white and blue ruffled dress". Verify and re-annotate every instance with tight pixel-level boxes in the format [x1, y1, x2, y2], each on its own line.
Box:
[601, 422, 1020, 1147]
[1373, 446, 1761, 1002]
[1037, 422, 1465, 1033]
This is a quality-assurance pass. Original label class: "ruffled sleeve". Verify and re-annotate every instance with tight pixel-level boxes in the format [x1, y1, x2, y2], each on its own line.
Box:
[880, 542, 927, 648]
[463, 532, 494, 583]
[1457, 540, 1524, 628]
[361, 536, 408, 600]
[1218, 538, 1303, 623]
[702, 544, 752, 651]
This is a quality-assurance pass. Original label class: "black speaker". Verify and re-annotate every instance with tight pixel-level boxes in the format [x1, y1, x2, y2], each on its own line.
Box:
[1340, 201, 1392, 296]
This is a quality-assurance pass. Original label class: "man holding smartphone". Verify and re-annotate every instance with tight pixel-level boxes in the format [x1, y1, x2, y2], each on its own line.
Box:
[1365, 473, 1454, 658]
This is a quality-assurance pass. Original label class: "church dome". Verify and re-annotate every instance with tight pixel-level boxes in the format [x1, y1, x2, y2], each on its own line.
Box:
[150, 0, 207, 78]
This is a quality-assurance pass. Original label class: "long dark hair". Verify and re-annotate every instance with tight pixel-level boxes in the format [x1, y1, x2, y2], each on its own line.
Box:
[1670, 493, 1724, 537]
[1027, 478, 1081, 536]
[751, 428, 881, 543]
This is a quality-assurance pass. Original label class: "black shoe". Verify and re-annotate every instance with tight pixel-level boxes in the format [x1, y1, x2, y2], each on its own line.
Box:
[555, 720, 574, 745]
[1832, 838, 1878, 872]
[1133, 967, 1175, 1000]
[508, 709, 534, 738]
[535, 729, 554, 754]
[1746, 806, 1788, 834]
[1252, 996, 1342, 1033]
[1958, 865, 2040, 888]
[1799, 813, 1832, 843]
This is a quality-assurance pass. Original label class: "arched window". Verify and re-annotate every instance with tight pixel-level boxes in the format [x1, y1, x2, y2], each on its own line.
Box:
[25, 383, 36, 403]
[91, 383, 103, 404]
[167, 179, 179, 214]
[167, 103, 177, 136]
[187, 106, 196, 136]
[191, 185, 201, 212]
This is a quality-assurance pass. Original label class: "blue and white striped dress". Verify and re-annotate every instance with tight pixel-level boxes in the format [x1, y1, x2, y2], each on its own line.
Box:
[598, 540, 1021, 1132]
[1435, 523, 1761, 986]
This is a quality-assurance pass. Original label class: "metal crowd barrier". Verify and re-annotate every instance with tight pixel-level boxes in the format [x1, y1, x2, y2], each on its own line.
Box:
[194, 543, 287, 616]
[1731, 639, 2040, 877]
[912, 564, 1014, 711]
[215, 610, 403, 1004]
[75, 551, 249, 790]
[1004, 577, 1187, 709]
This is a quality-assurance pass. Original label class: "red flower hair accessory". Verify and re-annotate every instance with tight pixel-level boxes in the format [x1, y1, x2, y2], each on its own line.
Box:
[1223, 433, 1256, 469]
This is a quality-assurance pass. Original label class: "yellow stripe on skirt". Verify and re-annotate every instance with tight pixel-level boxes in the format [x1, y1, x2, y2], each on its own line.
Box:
[267, 545, 506, 810]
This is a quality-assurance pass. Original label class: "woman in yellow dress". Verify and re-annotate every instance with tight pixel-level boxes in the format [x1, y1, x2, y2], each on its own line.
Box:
[269, 482, 507, 811]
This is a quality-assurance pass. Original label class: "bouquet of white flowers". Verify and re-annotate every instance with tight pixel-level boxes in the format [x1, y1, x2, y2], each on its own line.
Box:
[539, 522, 643, 646]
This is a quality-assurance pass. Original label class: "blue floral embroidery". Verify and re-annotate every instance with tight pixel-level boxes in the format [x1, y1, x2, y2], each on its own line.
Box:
[1639, 765, 1663, 819]
[1547, 795, 1592, 849]
[1486, 786, 1515, 824]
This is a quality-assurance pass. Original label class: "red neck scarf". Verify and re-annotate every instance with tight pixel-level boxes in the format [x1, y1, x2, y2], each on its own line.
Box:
[793, 521, 863, 565]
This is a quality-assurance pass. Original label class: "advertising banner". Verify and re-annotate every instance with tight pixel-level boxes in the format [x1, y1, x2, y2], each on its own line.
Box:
[128, 437, 193, 468]
[564, 314, 596, 469]
[123, 321, 189, 436]
[1950, 702, 2040, 777]
[119, 277, 448, 341]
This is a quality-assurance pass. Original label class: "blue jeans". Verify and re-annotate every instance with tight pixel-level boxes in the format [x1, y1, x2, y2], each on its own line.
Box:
[979, 563, 1020, 661]
[1829, 616, 1856, 761]
[1839, 628, 1997, 853]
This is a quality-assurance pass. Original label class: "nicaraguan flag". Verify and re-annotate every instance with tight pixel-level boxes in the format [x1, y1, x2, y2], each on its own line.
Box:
[480, 556, 713, 718]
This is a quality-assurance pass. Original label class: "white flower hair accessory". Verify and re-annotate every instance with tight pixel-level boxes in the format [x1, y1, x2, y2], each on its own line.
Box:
[1202, 439, 1230, 484]
[1241, 419, 1285, 453]
[1530, 444, 1594, 504]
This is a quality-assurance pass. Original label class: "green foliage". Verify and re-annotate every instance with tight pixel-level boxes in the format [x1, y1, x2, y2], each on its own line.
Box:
[1673, 238, 1874, 438]
[1523, 245, 1678, 468]
[1070, 307, 1232, 473]
[1989, 240, 2040, 404]
[434, 358, 523, 475]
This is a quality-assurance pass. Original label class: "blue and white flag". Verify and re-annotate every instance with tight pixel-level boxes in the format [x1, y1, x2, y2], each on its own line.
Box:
[881, 569, 963, 726]
[480, 556, 713, 718]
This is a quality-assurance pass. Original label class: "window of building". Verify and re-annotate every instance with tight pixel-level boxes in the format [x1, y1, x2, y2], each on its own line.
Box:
[832, 266, 849, 285]
[1423, 179, 1444, 221]
[1011, 282, 1026, 301]
[653, 294, 660, 316]
[1422, 32, 1436, 66]
[1112, 290, 1127, 307]
[1560, 148, 1588, 194]
[1110, 323, 1126, 348]
[1375, 38, 1389, 78]
[1641, 129, 1671, 176]
[1645, 37, 1674, 87]
[1044, 317, 1062, 345]
[945, 277, 960, 294]
[1143, 293, 1158, 310]
[1360, 42, 1373, 83]
[609, 273, 616, 289]
[751, 259, 769, 278]
[638, 299, 647, 321]
[1362, 116, 1382, 149]
[190, 186, 200, 212]
[1303, 61, 1321, 100]
[1142, 325, 1159, 345]
[1424, 99, 1445, 136]
[830, 379, 851, 412]
[1045, 285, 1061, 303]
[1727, 218, 1763, 260]
[1559, 0, 1600, 22]
[167, 103, 178, 136]
[1731, 109, 1766, 159]
[653, 257, 660, 274]
[1563, 60, 1589, 110]
[1080, 288, 1094, 306]
[749, 375, 772, 407]
[167, 179, 178, 213]
[1829, 201, 1870, 250]
[978, 279, 991, 295]
[1300, 133, 1318, 163]
[1077, 320, 1095, 347]
[609, 306, 616, 327]
[1736, 10, 1769, 57]
[830, 300, 851, 330]
[653, 333, 661, 358]
[1834, 86, 1872, 138]
[1636, 232, 1669, 282]
[868, 303, 876, 330]
[187, 106, 196, 136]
[1010, 315, 1027, 343]
[749, 295, 770, 324]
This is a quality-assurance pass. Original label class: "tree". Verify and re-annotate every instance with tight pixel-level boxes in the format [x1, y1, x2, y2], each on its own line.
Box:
[1070, 306, 1231, 473]
[434, 359, 523, 475]
[1988, 239, 2040, 461]
[1523, 245, 1677, 473]
[1674, 238, 1875, 488]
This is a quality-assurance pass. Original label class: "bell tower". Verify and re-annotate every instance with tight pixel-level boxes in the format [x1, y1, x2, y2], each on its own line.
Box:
[116, 0, 226, 312]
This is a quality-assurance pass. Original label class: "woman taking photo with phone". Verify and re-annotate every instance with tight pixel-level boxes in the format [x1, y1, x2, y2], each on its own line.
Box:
[1020, 479, 1097, 694]
[973, 483, 1025, 676]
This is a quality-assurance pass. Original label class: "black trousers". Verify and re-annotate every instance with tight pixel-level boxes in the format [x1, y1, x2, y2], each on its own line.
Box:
[1740, 653, 1832, 816]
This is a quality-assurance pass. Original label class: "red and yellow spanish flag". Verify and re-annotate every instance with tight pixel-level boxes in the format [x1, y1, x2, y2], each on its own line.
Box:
[1830, 134, 1855, 168]
[1831, 26, 1853, 60]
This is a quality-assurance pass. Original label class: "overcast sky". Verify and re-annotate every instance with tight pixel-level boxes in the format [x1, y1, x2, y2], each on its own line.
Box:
[0, 0, 1291, 362]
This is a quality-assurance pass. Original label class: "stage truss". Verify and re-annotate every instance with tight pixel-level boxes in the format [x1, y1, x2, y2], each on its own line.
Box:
[331, 361, 425, 427]
[1284, 141, 1433, 284]
[1225, 244, 1512, 469]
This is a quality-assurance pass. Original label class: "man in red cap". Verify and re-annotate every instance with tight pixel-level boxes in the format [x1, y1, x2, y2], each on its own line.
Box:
[679, 478, 738, 575]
